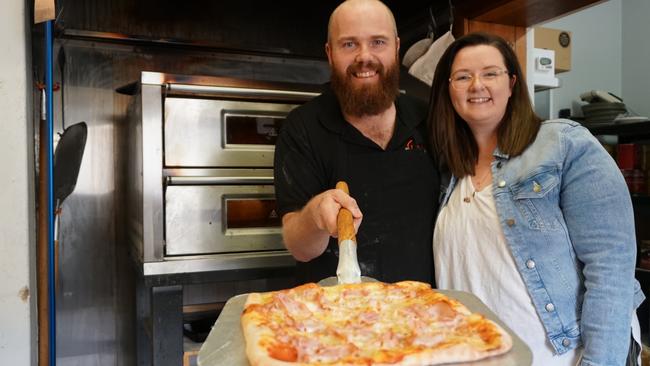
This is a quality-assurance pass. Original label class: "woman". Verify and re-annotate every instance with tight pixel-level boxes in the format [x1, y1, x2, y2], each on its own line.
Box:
[428, 32, 644, 365]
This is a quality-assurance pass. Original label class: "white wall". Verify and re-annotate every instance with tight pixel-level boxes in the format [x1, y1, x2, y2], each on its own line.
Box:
[622, 0, 650, 118]
[539, 0, 623, 118]
[0, 0, 35, 365]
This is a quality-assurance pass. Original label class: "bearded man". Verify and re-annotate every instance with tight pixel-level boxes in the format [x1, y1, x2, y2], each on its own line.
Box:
[274, 0, 439, 284]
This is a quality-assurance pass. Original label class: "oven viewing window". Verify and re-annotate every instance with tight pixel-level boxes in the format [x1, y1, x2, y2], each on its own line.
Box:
[224, 197, 281, 230]
[223, 111, 286, 147]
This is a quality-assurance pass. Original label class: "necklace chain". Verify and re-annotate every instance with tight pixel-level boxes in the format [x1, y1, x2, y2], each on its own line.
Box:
[464, 161, 493, 203]
[473, 167, 492, 192]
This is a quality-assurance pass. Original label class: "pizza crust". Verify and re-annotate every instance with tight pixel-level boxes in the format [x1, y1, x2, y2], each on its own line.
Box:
[390, 321, 513, 366]
[242, 318, 298, 366]
[242, 292, 305, 366]
[241, 282, 513, 366]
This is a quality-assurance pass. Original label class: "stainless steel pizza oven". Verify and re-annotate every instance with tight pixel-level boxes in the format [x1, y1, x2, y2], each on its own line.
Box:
[124, 72, 320, 276]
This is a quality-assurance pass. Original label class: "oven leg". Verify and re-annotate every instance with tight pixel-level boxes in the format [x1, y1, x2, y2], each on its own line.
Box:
[136, 274, 151, 366]
[152, 285, 183, 366]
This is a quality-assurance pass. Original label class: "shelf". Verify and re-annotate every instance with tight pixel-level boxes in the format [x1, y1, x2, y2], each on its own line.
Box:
[586, 119, 650, 141]
[534, 83, 560, 92]
[455, 0, 601, 27]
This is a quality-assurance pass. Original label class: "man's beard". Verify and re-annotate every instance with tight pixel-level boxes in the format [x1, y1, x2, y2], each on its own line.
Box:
[330, 57, 400, 117]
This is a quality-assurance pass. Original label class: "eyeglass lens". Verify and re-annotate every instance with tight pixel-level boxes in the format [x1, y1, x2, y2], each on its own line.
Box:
[450, 68, 508, 89]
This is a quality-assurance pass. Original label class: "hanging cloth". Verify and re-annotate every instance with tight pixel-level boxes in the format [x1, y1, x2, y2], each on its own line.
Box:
[402, 38, 434, 69]
[408, 30, 455, 86]
[403, 5, 438, 68]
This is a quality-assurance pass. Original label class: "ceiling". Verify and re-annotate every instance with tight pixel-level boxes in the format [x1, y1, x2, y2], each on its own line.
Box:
[56, 0, 453, 59]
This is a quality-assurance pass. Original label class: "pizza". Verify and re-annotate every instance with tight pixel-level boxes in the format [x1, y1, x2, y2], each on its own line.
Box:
[240, 281, 512, 365]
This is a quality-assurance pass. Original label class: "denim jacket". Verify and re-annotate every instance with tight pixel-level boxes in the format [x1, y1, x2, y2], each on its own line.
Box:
[439, 119, 645, 366]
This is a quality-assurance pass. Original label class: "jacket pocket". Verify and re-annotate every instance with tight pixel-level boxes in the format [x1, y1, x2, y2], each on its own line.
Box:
[511, 169, 561, 231]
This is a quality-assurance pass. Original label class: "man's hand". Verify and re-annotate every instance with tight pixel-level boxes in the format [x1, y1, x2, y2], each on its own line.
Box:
[281, 188, 363, 262]
[305, 188, 363, 237]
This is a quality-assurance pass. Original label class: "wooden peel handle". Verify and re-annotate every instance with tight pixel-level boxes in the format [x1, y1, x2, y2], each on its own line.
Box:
[336, 181, 356, 243]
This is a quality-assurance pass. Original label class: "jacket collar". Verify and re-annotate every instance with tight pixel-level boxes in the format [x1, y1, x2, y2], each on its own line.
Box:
[493, 146, 510, 160]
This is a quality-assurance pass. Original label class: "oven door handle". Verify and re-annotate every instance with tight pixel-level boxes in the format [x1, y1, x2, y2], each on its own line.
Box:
[166, 84, 320, 102]
[167, 176, 274, 185]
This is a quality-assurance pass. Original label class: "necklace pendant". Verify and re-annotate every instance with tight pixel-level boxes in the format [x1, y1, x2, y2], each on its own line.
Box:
[463, 197, 471, 203]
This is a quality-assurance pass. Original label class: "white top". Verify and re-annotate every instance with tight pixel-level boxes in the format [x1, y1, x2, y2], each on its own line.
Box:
[434, 175, 582, 366]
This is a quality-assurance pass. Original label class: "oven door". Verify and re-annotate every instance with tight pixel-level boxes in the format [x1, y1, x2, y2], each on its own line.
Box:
[164, 97, 298, 168]
[165, 180, 283, 256]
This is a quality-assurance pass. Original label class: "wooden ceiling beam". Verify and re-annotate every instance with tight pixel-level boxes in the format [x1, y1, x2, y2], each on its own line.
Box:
[455, 0, 603, 27]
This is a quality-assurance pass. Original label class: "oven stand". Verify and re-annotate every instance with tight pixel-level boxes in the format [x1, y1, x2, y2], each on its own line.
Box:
[136, 275, 184, 366]
[134, 260, 295, 366]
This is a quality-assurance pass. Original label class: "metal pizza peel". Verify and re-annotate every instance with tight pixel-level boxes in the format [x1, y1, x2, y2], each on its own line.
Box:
[197, 290, 532, 366]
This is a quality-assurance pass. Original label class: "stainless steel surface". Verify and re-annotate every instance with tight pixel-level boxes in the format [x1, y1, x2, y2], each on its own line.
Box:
[164, 168, 275, 178]
[166, 84, 320, 100]
[167, 176, 273, 185]
[141, 83, 165, 262]
[197, 290, 533, 366]
[164, 168, 275, 185]
[49, 37, 327, 366]
[127, 71, 320, 264]
[164, 97, 298, 167]
[126, 71, 317, 365]
[143, 251, 295, 276]
[140, 71, 327, 90]
[165, 184, 282, 256]
[54, 43, 125, 366]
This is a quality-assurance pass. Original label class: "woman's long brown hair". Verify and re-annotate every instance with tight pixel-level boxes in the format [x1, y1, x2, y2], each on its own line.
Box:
[427, 32, 542, 177]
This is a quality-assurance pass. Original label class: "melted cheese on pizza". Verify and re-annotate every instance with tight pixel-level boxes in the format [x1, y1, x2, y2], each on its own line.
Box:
[243, 281, 508, 364]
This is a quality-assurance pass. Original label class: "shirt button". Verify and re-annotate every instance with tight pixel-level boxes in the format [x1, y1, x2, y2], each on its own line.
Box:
[498, 180, 506, 188]
[506, 219, 515, 226]
[545, 303, 555, 312]
[562, 338, 571, 347]
[526, 259, 536, 269]
[496, 162, 503, 169]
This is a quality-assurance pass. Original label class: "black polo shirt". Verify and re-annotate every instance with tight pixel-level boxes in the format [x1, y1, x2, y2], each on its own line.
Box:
[274, 87, 439, 285]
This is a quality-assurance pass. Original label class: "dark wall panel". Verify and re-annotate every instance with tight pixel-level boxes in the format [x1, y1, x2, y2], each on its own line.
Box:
[57, 0, 445, 58]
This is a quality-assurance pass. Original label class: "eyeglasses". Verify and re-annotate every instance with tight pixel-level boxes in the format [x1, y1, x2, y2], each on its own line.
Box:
[449, 68, 510, 90]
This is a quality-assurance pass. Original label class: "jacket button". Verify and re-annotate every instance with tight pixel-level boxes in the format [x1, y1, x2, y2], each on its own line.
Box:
[498, 180, 506, 188]
[526, 259, 536, 269]
[506, 219, 515, 226]
[562, 338, 571, 347]
[496, 162, 503, 169]
[545, 303, 555, 312]
[533, 181, 541, 192]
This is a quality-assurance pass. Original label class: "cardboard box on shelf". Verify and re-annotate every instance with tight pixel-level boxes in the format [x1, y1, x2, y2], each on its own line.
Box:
[183, 350, 198, 366]
[534, 27, 572, 73]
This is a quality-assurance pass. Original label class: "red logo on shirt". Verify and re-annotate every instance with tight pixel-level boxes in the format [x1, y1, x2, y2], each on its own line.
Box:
[404, 138, 425, 151]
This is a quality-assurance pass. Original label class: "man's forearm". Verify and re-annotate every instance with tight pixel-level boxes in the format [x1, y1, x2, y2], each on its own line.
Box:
[282, 211, 331, 262]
